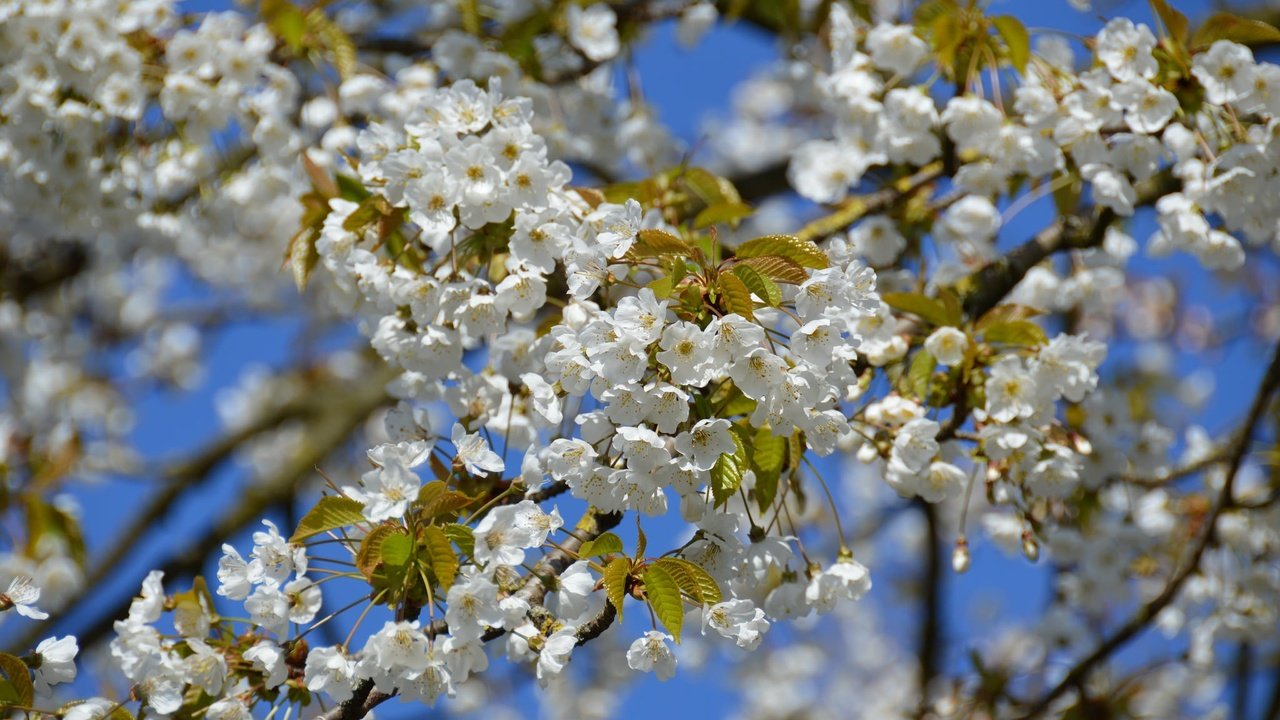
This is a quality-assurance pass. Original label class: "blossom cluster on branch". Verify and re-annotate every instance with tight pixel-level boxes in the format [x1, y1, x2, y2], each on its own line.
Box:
[5, 1, 1280, 719]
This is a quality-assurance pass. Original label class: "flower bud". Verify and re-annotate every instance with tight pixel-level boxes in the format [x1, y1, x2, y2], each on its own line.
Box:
[952, 536, 970, 574]
[1022, 531, 1040, 563]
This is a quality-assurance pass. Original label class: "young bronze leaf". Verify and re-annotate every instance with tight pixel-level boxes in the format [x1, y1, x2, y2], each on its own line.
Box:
[0, 652, 33, 708]
[716, 272, 756, 319]
[420, 526, 460, 591]
[356, 524, 397, 580]
[1192, 12, 1280, 49]
[419, 489, 478, 523]
[633, 228, 692, 256]
[737, 255, 811, 284]
[735, 235, 829, 269]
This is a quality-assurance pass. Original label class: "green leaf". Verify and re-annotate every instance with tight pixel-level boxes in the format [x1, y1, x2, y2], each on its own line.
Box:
[641, 565, 685, 643]
[603, 557, 630, 621]
[1192, 13, 1280, 49]
[983, 320, 1048, 347]
[633, 228, 693, 256]
[929, 12, 965, 78]
[716, 272, 755, 319]
[0, 653, 32, 708]
[737, 255, 810, 284]
[736, 235, 829, 269]
[992, 16, 1030, 72]
[335, 173, 371, 202]
[882, 292, 959, 327]
[914, 0, 959, 28]
[419, 526, 459, 591]
[679, 167, 742, 207]
[651, 557, 723, 605]
[375, 528, 414, 593]
[417, 480, 447, 507]
[710, 447, 745, 507]
[732, 264, 782, 307]
[291, 495, 366, 542]
[381, 531, 413, 567]
[939, 288, 963, 327]
[442, 523, 475, 558]
[694, 202, 755, 229]
[646, 274, 675, 299]
[263, 0, 307, 52]
[578, 531, 625, 559]
[1150, 0, 1189, 42]
[750, 428, 787, 512]
[1051, 169, 1083, 217]
[909, 350, 938, 401]
[307, 9, 358, 79]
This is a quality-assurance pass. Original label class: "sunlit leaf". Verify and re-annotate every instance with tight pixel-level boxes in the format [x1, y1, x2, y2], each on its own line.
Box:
[992, 15, 1029, 72]
[0, 653, 32, 708]
[642, 564, 684, 643]
[651, 557, 723, 606]
[732, 264, 782, 307]
[736, 235, 829, 268]
[603, 556, 630, 621]
[578, 531, 624, 559]
[291, 496, 365, 542]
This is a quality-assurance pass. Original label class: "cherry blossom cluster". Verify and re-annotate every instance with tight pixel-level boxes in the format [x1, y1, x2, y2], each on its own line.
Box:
[6, 2, 1280, 719]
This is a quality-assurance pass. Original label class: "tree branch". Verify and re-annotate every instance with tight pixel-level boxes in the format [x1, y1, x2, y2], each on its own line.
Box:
[957, 170, 1179, 320]
[56, 363, 399, 653]
[916, 500, 944, 718]
[1016, 337, 1280, 719]
[321, 508, 622, 720]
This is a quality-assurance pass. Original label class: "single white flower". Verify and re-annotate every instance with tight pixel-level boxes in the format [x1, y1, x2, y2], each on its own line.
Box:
[452, 423, 506, 476]
[626, 630, 677, 680]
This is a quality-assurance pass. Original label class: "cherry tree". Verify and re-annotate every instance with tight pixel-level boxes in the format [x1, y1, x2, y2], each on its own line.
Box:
[4, 0, 1280, 718]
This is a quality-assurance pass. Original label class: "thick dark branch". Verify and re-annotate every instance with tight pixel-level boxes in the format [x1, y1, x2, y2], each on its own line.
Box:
[322, 679, 386, 720]
[1263, 661, 1280, 720]
[916, 500, 944, 717]
[60, 364, 398, 653]
[958, 170, 1178, 320]
[8, 391, 326, 651]
[1017, 338, 1280, 719]
[0, 241, 89, 303]
[575, 601, 618, 646]
[731, 161, 790, 204]
[1234, 643, 1253, 720]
